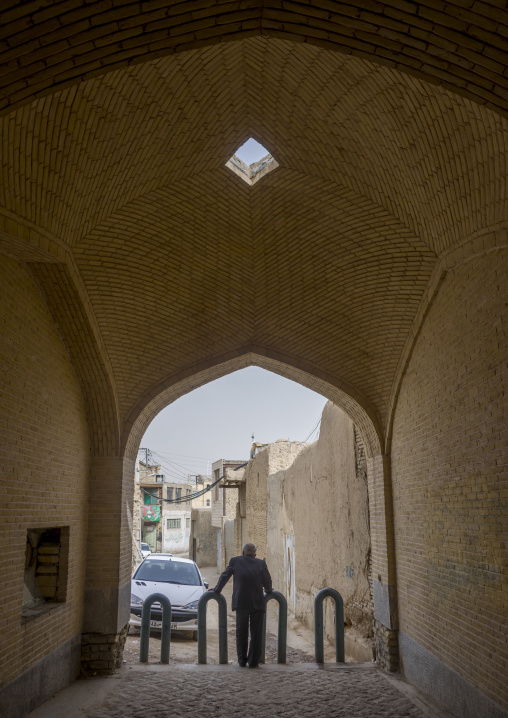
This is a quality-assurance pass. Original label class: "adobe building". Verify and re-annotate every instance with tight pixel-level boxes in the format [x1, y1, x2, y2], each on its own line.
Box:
[189, 508, 216, 568]
[225, 404, 373, 662]
[0, 3, 507, 718]
[211, 459, 248, 571]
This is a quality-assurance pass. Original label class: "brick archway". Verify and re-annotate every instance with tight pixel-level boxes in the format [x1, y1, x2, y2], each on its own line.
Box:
[1, 2, 508, 118]
[119, 349, 396, 669]
[1, 12, 507, 715]
[121, 350, 382, 462]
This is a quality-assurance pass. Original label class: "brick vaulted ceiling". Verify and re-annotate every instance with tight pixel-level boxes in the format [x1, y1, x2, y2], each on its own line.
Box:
[1, 1, 508, 117]
[1, 5, 508, 453]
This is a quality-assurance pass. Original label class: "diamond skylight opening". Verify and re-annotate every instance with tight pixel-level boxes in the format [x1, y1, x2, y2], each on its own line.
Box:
[226, 138, 278, 186]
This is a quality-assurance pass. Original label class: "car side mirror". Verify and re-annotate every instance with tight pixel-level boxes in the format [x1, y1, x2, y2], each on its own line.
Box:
[203, 581, 209, 589]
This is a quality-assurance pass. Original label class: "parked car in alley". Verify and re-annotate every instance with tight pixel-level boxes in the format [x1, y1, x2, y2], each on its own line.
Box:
[130, 554, 208, 640]
[140, 542, 152, 559]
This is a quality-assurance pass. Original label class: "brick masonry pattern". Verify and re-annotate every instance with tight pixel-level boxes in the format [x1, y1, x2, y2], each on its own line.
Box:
[2, 36, 507, 460]
[1, 2, 508, 118]
[0, 257, 89, 688]
[391, 250, 508, 710]
[0, 10, 507, 715]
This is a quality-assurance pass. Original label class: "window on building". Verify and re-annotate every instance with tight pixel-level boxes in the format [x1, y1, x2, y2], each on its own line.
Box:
[206, 499, 210, 507]
[176, 488, 182, 500]
[22, 527, 69, 621]
[186, 518, 190, 529]
[167, 518, 181, 529]
[144, 489, 158, 505]
[167, 487, 173, 501]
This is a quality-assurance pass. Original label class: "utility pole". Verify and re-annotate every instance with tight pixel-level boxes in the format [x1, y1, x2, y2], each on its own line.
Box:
[139, 447, 149, 471]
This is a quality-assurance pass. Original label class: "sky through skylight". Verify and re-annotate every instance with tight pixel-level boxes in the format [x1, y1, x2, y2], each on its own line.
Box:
[234, 138, 271, 165]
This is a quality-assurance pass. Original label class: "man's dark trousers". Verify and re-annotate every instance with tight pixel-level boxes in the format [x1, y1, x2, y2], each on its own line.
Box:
[213, 553, 273, 667]
[235, 609, 264, 666]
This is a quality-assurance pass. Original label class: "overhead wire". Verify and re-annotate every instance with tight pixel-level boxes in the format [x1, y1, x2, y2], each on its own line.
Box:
[151, 450, 205, 477]
[151, 459, 188, 481]
[140, 472, 223, 504]
[141, 449, 201, 482]
[145, 456, 188, 482]
[141, 409, 324, 504]
[151, 449, 211, 462]
[303, 415, 322, 443]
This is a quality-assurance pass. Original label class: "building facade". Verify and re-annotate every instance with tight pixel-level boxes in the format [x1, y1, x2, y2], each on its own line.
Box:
[134, 464, 212, 561]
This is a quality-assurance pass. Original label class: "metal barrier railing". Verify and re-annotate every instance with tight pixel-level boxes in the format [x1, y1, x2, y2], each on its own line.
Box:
[260, 590, 287, 664]
[197, 592, 228, 664]
[140, 593, 172, 663]
[138, 586, 342, 666]
[314, 587, 345, 663]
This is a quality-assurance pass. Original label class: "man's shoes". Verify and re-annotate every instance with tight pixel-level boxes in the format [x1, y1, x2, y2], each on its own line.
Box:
[248, 663, 259, 668]
[238, 660, 247, 667]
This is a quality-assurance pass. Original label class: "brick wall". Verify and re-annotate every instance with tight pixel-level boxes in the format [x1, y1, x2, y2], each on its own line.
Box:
[391, 249, 508, 712]
[0, 256, 89, 688]
[83, 456, 132, 636]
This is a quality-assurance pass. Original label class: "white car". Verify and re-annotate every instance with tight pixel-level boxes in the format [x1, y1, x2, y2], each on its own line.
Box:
[130, 554, 208, 639]
[140, 542, 152, 559]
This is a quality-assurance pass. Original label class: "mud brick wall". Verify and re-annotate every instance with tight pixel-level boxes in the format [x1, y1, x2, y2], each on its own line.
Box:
[190, 509, 216, 568]
[266, 405, 374, 658]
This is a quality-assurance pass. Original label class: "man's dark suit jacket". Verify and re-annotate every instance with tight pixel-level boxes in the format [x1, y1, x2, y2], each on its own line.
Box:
[214, 554, 273, 612]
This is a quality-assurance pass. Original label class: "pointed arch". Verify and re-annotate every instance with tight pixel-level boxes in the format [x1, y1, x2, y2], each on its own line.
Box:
[121, 347, 382, 461]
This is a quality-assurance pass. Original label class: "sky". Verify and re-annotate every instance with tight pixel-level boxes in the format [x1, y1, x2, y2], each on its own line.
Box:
[234, 138, 270, 164]
[140, 367, 327, 483]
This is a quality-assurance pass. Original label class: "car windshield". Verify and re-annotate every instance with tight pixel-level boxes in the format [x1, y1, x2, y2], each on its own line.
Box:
[141, 544, 150, 551]
[134, 560, 201, 586]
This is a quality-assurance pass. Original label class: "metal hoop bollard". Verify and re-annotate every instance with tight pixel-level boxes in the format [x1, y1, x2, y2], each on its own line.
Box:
[314, 587, 345, 663]
[260, 590, 287, 664]
[140, 593, 172, 663]
[197, 592, 228, 664]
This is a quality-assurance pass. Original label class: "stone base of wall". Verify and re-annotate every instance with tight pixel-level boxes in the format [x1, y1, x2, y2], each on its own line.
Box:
[374, 619, 399, 672]
[399, 631, 507, 718]
[81, 625, 128, 675]
[0, 634, 81, 718]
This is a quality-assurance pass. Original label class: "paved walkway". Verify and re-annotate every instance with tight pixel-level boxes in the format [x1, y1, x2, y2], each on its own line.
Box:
[28, 565, 454, 718]
[29, 663, 454, 718]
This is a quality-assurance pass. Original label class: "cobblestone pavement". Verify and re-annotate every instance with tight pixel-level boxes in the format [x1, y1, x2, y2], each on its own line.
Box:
[82, 665, 429, 718]
[29, 663, 456, 718]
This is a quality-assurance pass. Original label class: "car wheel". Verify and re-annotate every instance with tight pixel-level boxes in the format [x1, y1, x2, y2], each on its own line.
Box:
[191, 631, 198, 641]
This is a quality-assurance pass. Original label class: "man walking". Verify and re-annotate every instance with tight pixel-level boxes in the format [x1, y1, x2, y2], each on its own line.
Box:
[211, 542, 273, 667]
